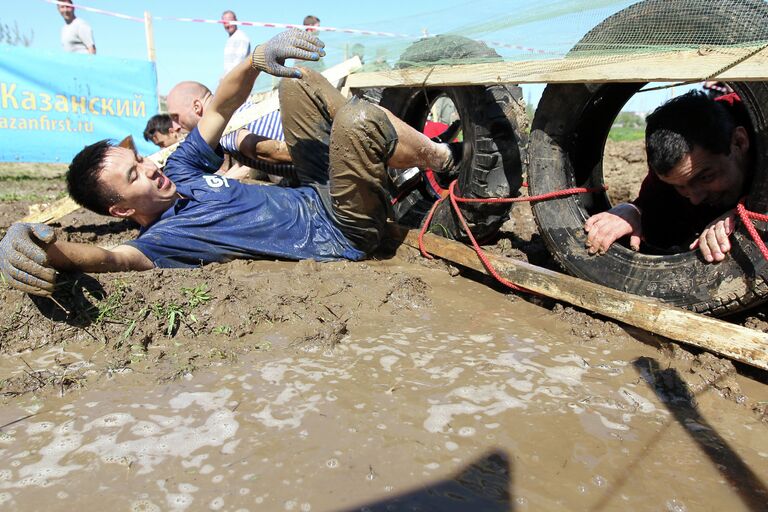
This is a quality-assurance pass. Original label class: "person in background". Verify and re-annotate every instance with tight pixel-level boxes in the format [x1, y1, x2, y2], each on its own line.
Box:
[303, 15, 320, 32]
[58, 0, 96, 54]
[222, 10, 251, 76]
[166, 81, 296, 184]
[301, 15, 325, 71]
[143, 114, 183, 149]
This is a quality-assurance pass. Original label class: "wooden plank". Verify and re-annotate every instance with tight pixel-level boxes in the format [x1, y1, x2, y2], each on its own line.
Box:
[346, 46, 768, 88]
[21, 197, 80, 225]
[19, 57, 362, 225]
[390, 225, 768, 371]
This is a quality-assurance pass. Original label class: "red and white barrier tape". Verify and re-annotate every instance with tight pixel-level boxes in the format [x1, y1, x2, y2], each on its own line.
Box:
[44, 0, 558, 56]
[46, 0, 144, 22]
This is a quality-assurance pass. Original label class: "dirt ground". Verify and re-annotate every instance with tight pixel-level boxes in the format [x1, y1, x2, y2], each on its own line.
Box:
[0, 144, 767, 510]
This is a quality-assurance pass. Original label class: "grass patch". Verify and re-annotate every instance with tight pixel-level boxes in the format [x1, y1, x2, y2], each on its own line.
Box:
[0, 162, 68, 179]
[0, 191, 67, 203]
[0, 173, 64, 182]
[607, 126, 645, 142]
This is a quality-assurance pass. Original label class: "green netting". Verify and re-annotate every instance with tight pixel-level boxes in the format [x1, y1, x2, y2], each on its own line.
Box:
[254, 0, 768, 90]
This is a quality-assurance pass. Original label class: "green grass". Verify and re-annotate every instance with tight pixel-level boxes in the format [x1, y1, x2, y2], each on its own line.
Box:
[0, 191, 67, 202]
[0, 173, 64, 182]
[607, 126, 645, 142]
[0, 162, 68, 179]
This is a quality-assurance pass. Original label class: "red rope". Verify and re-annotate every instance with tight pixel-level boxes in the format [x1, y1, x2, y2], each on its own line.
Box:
[419, 183, 768, 296]
[419, 180, 605, 293]
[418, 182, 768, 296]
[736, 198, 768, 260]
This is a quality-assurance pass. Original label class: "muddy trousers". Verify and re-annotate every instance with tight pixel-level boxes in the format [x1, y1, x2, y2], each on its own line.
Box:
[278, 68, 398, 255]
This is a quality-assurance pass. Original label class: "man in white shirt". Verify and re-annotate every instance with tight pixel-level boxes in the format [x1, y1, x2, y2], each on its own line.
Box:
[58, 0, 96, 54]
[222, 10, 251, 76]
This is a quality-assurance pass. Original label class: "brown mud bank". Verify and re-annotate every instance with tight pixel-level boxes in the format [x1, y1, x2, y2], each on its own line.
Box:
[0, 144, 767, 509]
[1, 253, 767, 510]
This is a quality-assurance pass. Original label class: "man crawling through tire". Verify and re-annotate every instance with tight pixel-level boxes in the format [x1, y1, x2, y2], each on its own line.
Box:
[584, 90, 753, 263]
[0, 29, 459, 297]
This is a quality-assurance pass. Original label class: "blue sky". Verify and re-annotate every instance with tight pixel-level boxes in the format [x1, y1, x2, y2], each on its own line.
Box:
[3, 0, 695, 111]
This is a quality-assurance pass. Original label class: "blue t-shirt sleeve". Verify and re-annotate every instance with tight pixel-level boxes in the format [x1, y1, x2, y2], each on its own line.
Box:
[164, 127, 225, 184]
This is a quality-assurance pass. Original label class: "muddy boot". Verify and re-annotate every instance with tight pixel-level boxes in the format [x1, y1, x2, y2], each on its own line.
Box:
[426, 141, 505, 243]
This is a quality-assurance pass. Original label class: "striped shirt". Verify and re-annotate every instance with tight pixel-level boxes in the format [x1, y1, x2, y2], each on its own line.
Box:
[219, 106, 297, 181]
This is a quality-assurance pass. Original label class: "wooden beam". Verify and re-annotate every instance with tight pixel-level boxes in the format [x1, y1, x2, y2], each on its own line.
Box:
[19, 57, 362, 225]
[390, 225, 768, 371]
[346, 46, 768, 88]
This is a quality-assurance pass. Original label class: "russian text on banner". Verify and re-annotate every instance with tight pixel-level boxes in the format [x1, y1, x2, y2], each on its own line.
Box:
[0, 45, 158, 163]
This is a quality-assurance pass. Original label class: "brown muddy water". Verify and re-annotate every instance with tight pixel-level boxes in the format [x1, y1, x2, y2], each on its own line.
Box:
[1, 261, 766, 511]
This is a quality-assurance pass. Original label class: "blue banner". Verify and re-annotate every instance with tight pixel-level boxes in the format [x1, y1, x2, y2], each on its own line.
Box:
[0, 45, 158, 163]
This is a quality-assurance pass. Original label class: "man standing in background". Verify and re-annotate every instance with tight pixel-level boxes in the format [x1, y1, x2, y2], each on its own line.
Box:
[222, 10, 251, 76]
[301, 15, 325, 71]
[303, 15, 321, 32]
[58, 0, 96, 54]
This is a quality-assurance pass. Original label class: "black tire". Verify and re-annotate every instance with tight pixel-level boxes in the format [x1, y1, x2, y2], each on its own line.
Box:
[528, 0, 768, 316]
[378, 35, 528, 241]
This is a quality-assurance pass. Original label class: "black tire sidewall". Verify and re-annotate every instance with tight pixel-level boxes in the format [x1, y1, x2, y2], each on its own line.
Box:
[529, 81, 768, 315]
[528, 0, 768, 315]
[381, 84, 525, 232]
[375, 35, 526, 239]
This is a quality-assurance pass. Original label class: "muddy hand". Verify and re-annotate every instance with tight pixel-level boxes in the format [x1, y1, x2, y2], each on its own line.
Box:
[0, 223, 57, 296]
[584, 203, 642, 255]
[689, 209, 736, 263]
[251, 28, 325, 78]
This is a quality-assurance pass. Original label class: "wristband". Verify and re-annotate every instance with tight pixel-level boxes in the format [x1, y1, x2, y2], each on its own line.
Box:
[250, 45, 267, 72]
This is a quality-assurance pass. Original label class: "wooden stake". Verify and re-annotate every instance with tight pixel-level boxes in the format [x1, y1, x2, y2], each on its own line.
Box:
[390, 225, 768, 371]
[144, 11, 156, 62]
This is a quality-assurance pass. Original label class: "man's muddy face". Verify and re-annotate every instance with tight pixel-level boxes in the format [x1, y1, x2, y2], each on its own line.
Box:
[101, 147, 177, 218]
[657, 126, 750, 208]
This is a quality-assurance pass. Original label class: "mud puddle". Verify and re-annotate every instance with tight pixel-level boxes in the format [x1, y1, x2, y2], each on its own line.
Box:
[1, 265, 766, 511]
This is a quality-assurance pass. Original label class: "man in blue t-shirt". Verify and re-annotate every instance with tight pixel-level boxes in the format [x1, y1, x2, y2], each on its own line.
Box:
[0, 30, 460, 297]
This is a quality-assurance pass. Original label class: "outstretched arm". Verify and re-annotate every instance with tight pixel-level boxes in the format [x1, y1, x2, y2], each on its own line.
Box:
[48, 241, 153, 273]
[197, 29, 325, 149]
[0, 223, 153, 297]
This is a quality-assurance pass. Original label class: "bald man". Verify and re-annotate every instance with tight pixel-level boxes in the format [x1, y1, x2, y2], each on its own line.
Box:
[166, 80, 296, 184]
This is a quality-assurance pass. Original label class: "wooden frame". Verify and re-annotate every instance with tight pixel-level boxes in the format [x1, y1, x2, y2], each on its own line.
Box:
[344, 46, 768, 90]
